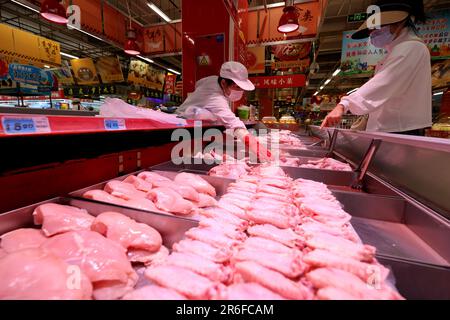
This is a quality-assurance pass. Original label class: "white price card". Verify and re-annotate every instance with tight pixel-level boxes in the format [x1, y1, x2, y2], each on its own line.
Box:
[104, 119, 127, 131]
[1, 116, 51, 135]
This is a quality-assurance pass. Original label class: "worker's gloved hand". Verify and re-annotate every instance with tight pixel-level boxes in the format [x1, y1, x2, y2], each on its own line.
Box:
[243, 134, 273, 163]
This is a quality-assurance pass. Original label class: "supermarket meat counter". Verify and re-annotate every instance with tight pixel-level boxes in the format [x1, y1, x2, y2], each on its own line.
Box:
[0, 127, 449, 300]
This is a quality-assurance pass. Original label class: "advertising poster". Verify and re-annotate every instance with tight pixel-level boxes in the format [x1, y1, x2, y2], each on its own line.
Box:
[247, 46, 266, 74]
[50, 67, 75, 86]
[431, 59, 450, 88]
[71, 58, 100, 85]
[270, 42, 312, 74]
[164, 74, 177, 94]
[128, 59, 166, 91]
[417, 10, 450, 60]
[341, 31, 387, 75]
[95, 56, 124, 83]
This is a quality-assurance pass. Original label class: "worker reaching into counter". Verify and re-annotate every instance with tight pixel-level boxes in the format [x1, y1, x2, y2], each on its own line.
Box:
[177, 61, 273, 161]
[321, 0, 432, 136]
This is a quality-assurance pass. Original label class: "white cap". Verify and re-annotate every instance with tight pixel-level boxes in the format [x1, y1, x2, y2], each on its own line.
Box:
[220, 61, 255, 91]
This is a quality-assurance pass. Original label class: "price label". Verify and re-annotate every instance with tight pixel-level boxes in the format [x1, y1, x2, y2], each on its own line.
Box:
[104, 119, 126, 131]
[2, 116, 51, 135]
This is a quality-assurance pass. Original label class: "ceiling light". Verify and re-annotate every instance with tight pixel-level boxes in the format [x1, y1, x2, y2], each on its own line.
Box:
[347, 88, 359, 95]
[332, 68, 341, 77]
[11, 0, 40, 13]
[324, 79, 331, 85]
[433, 91, 444, 96]
[137, 55, 154, 64]
[44, 65, 51, 68]
[278, 4, 299, 34]
[319, 86, 324, 90]
[168, 68, 181, 75]
[61, 52, 79, 59]
[124, 29, 141, 56]
[147, 2, 172, 22]
[313, 91, 319, 96]
[40, 0, 68, 25]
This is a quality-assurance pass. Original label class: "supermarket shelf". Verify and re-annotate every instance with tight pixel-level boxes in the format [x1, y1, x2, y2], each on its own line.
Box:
[0, 113, 236, 137]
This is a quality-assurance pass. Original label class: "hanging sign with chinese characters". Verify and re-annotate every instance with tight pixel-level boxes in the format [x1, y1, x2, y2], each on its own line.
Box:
[249, 75, 306, 89]
[341, 31, 387, 76]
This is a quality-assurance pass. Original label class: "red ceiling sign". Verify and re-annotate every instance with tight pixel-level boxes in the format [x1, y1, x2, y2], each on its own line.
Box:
[250, 74, 306, 89]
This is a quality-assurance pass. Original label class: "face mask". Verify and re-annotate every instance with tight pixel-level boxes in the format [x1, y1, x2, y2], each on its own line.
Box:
[370, 25, 396, 48]
[227, 89, 244, 102]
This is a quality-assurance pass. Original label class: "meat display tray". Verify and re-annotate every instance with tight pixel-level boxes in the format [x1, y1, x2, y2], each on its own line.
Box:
[0, 197, 197, 249]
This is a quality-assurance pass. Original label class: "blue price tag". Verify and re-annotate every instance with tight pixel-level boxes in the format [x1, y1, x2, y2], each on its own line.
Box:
[104, 119, 126, 131]
[3, 118, 36, 134]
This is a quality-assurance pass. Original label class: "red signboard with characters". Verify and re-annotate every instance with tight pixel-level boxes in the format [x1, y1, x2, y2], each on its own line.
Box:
[250, 75, 306, 89]
[164, 74, 177, 94]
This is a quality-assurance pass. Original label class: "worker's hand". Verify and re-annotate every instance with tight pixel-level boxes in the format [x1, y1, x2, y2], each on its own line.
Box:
[244, 134, 274, 163]
[321, 104, 345, 129]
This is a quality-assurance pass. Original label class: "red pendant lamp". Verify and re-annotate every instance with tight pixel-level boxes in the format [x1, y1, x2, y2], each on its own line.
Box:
[40, 0, 68, 25]
[278, 1, 300, 34]
[124, 0, 141, 56]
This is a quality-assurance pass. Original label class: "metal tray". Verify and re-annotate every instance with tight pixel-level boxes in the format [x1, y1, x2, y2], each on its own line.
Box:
[0, 197, 197, 249]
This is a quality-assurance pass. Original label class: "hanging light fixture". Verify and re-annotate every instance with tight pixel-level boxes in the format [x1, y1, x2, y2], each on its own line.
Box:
[278, 0, 299, 34]
[124, 0, 141, 56]
[40, 0, 68, 25]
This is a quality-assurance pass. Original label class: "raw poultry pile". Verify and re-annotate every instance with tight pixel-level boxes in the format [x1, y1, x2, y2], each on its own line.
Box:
[0, 204, 167, 300]
[258, 130, 307, 149]
[300, 158, 353, 172]
[132, 165, 403, 300]
[83, 172, 218, 217]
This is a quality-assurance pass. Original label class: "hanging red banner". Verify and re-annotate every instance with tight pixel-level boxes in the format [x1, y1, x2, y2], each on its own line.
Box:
[164, 74, 177, 94]
[250, 74, 306, 89]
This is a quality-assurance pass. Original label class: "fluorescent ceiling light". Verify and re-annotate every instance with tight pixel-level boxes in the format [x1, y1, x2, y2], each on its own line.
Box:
[61, 52, 79, 59]
[44, 65, 51, 68]
[433, 91, 444, 96]
[68, 25, 104, 42]
[332, 68, 341, 77]
[324, 79, 331, 85]
[168, 68, 181, 75]
[11, 0, 40, 13]
[347, 88, 359, 95]
[147, 2, 172, 22]
[313, 91, 319, 96]
[319, 86, 324, 90]
[137, 55, 154, 64]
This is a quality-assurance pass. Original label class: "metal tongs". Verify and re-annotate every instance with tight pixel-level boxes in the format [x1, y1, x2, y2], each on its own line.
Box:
[325, 129, 339, 157]
[351, 139, 382, 191]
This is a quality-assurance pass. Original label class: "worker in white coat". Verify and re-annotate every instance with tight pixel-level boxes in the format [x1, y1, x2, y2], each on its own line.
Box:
[177, 61, 272, 160]
[321, 0, 432, 135]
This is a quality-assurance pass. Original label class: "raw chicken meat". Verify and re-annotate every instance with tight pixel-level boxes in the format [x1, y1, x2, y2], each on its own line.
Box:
[137, 171, 172, 183]
[173, 240, 232, 263]
[297, 218, 360, 243]
[128, 245, 169, 266]
[122, 285, 186, 300]
[250, 201, 299, 217]
[233, 247, 306, 278]
[259, 178, 292, 189]
[219, 197, 251, 210]
[306, 268, 404, 300]
[258, 184, 290, 196]
[195, 193, 218, 208]
[199, 219, 247, 241]
[245, 210, 297, 229]
[208, 163, 250, 179]
[305, 233, 376, 262]
[280, 157, 301, 167]
[33, 203, 95, 237]
[41, 230, 138, 300]
[123, 175, 153, 192]
[104, 180, 148, 201]
[145, 265, 223, 300]
[228, 181, 258, 192]
[174, 173, 216, 197]
[215, 283, 285, 300]
[0, 249, 92, 300]
[185, 228, 241, 249]
[0, 228, 47, 253]
[125, 198, 161, 212]
[316, 287, 359, 300]
[152, 180, 200, 202]
[299, 199, 351, 227]
[217, 200, 248, 220]
[165, 252, 231, 283]
[199, 208, 248, 230]
[247, 224, 304, 248]
[243, 237, 295, 255]
[303, 249, 389, 283]
[147, 187, 194, 215]
[234, 261, 313, 300]
[300, 158, 352, 172]
[91, 212, 162, 253]
[0, 248, 6, 259]
[83, 190, 129, 206]
[250, 165, 286, 178]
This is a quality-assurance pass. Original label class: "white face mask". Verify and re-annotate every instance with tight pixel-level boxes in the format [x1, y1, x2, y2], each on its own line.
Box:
[370, 25, 396, 48]
[227, 89, 244, 102]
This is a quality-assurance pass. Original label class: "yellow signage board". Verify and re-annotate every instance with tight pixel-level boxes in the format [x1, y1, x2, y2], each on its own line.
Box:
[71, 58, 100, 85]
[95, 56, 124, 83]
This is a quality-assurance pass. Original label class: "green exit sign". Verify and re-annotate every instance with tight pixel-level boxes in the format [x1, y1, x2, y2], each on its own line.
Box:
[347, 12, 368, 23]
